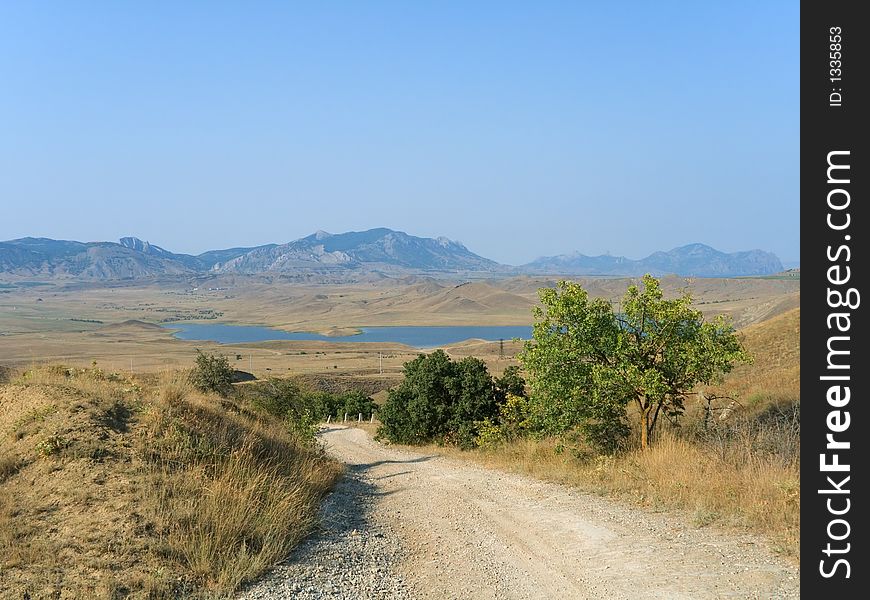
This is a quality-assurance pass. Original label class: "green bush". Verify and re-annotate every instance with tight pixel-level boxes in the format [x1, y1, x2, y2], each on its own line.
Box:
[494, 366, 527, 400]
[252, 378, 304, 418]
[190, 349, 234, 397]
[378, 350, 521, 448]
[475, 393, 533, 448]
[244, 379, 377, 439]
[339, 390, 376, 420]
[304, 390, 343, 421]
[250, 378, 319, 440]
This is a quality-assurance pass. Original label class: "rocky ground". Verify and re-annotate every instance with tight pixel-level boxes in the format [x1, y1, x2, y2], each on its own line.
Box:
[236, 460, 413, 600]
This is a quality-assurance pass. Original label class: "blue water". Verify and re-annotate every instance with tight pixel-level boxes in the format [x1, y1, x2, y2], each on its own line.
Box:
[164, 322, 532, 348]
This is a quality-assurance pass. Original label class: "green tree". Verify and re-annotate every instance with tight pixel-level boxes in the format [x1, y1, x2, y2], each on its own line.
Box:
[449, 357, 497, 447]
[340, 390, 376, 420]
[190, 349, 234, 397]
[377, 350, 501, 448]
[494, 365, 527, 401]
[520, 275, 750, 451]
[378, 350, 456, 444]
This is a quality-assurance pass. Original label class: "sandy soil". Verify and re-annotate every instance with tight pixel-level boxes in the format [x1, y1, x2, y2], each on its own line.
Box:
[282, 425, 800, 600]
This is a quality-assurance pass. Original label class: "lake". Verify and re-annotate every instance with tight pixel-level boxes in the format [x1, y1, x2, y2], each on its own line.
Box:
[164, 322, 533, 348]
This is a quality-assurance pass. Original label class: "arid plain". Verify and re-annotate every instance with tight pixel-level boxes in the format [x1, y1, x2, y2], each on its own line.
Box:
[0, 274, 799, 379]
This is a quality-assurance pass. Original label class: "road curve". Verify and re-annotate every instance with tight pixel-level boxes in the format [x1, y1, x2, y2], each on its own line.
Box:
[242, 425, 799, 599]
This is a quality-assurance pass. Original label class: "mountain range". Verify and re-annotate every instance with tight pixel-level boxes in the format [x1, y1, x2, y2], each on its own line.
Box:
[524, 243, 783, 277]
[0, 229, 783, 280]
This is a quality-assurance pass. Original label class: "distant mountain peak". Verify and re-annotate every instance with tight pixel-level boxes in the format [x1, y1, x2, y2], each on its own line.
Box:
[120, 237, 166, 255]
[212, 227, 499, 274]
[525, 243, 782, 277]
[435, 235, 466, 249]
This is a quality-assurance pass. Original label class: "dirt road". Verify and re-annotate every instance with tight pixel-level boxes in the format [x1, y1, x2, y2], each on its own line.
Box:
[241, 426, 799, 599]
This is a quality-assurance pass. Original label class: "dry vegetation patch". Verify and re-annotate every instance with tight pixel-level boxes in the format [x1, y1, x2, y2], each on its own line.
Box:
[0, 366, 342, 599]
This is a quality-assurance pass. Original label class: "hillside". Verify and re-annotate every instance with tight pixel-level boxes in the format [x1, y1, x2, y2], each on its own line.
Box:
[712, 306, 800, 405]
[0, 230, 499, 281]
[0, 366, 341, 598]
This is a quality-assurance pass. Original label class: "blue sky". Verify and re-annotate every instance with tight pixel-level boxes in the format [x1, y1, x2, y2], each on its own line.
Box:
[0, 1, 798, 265]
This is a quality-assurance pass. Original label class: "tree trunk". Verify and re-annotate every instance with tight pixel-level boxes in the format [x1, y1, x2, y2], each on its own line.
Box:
[640, 406, 651, 450]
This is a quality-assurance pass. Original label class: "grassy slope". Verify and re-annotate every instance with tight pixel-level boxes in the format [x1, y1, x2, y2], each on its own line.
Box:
[0, 367, 342, 599]
[714, 305, 800, 406]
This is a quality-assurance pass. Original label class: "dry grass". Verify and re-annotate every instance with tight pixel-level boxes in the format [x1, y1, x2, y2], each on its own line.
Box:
[142, 377, 343, 594]
[0, 365, 342, 599]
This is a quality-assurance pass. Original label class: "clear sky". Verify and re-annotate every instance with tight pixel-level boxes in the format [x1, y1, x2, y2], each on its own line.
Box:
[0, 1, 799, 266]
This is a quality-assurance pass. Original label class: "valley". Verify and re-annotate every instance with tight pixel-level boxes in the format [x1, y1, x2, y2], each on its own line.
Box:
[0, 274, 799, 378]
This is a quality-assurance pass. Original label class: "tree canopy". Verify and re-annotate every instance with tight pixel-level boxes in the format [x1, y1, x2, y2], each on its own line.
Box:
[378, 350, 523, 448]
[190, 349, 234, 397]
[520, 275, 750, 450]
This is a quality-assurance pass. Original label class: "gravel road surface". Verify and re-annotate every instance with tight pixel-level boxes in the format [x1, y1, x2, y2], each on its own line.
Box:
[239, 425, 799, 599]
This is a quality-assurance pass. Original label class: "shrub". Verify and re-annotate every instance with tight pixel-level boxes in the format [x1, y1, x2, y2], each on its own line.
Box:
[339, 390, 376, 420]
[494, 366, 527, 400]
[475, 393, 531, 448]
[190, 349, 234, 397]
[252, 378, 304, 418]
[35, 434, 66, 457]
[304, 390, 343, 421]
[378, 350, 512, 448]
[249, 378, 319, 440]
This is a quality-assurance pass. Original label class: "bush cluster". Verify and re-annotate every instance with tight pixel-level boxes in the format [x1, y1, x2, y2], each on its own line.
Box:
[376, 275, 753, 456]
[377, 350, 525, 449]
[475, 393, 532, 448]
[244, 377, 376, 440]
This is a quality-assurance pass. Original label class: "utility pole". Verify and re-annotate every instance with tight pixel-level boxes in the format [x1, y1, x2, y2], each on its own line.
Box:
[130, 358, 134, 374]
[249, 354, 253, 373]
[379, 352, 383, 374]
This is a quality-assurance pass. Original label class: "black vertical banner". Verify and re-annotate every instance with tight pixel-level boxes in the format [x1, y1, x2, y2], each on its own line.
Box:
[802, 1, 868, 596]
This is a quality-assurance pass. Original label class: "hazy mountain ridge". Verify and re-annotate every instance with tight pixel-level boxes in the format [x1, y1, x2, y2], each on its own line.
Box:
[525, 243, 783, 277]
[0, 237, 196, 279]
[212, 229, 500, 274]
[0, 231, 784, 280]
